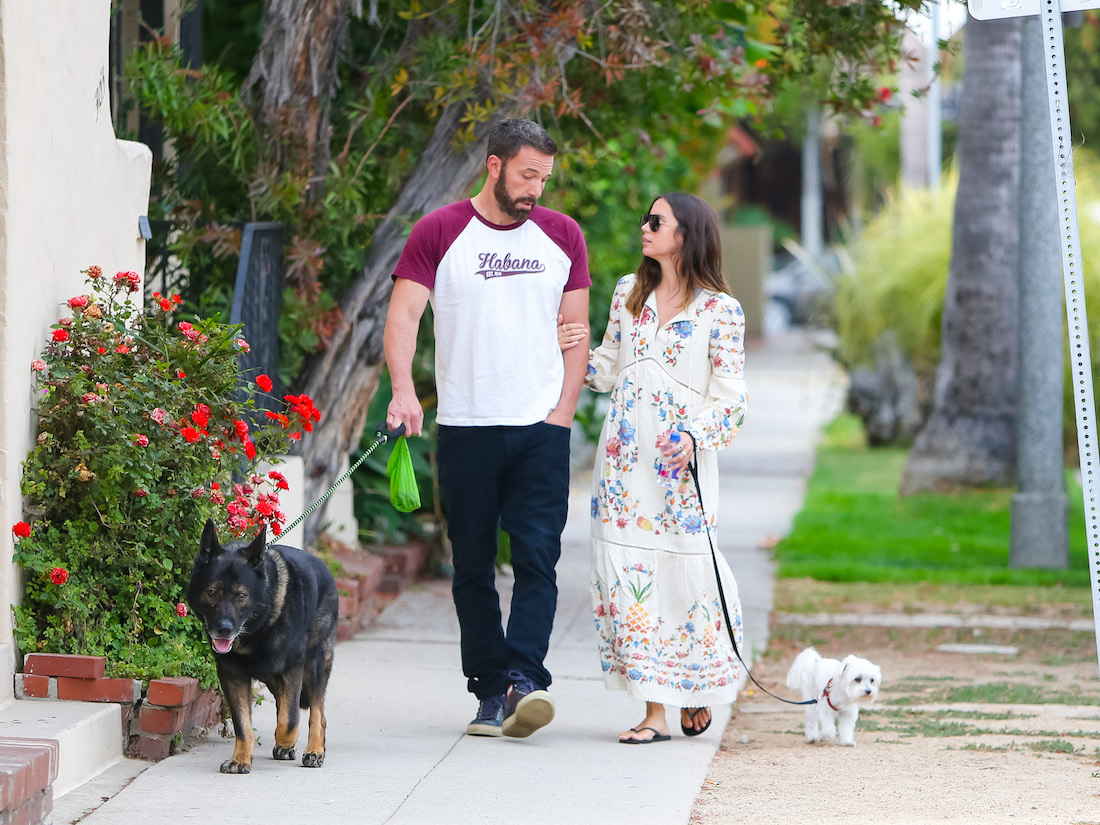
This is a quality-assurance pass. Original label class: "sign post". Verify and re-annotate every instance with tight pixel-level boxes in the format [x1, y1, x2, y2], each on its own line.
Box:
[968, 0, 1100, 676]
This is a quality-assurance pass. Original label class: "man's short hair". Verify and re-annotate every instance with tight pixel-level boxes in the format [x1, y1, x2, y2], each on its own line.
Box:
[486, 118, 558, 163]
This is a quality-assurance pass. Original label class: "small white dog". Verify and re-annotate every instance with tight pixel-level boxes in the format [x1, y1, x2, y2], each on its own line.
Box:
[785, 647, 881, 746]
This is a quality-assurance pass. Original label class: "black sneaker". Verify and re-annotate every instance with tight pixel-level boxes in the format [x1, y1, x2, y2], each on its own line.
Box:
[501, 671, 555, 738]
[466, 693, 507, 737]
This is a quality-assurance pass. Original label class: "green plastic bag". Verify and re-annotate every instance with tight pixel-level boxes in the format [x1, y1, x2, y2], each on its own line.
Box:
[386, 436, 421, 512]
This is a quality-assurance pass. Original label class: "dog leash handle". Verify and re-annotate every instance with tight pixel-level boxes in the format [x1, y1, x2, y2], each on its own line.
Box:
[375, 422, 406, 442]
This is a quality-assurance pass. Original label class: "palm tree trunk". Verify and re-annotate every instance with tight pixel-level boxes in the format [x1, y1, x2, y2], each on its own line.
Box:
[900, 18, 1023, 494]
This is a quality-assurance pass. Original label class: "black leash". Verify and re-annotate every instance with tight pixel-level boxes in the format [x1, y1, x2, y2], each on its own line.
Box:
[682, 432, 817, 706]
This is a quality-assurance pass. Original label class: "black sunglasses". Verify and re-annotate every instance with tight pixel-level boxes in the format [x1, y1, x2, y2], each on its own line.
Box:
[640, 213, 674, 232]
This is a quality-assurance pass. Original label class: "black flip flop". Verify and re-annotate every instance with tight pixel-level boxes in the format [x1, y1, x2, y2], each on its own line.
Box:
[681, 707, 712, 737]
[619, 726, 671, 745]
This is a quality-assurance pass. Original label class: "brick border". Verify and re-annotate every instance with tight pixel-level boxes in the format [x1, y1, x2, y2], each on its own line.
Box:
[0, 738, 57, 825]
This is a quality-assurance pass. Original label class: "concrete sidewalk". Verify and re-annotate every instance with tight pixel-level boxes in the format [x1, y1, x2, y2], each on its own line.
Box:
[59, 329, 845, 825]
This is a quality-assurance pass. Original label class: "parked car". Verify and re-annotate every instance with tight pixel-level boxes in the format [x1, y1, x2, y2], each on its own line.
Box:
[763, 247, 846, 330]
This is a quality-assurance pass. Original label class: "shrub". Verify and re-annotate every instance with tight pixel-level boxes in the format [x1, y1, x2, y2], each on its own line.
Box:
[833, 149, 1100, 451]
[12, 267, 320, 686]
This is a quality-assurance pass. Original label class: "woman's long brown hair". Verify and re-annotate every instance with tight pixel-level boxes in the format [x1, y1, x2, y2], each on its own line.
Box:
[625, 192, 731, 317]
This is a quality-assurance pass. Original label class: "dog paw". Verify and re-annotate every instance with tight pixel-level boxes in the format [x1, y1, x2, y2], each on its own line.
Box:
[220, 760, 251, 774]
[272, 745, 296, 761]
[302, 751, 325, 768]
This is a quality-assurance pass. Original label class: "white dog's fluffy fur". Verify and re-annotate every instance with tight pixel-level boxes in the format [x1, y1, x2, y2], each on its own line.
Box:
[785, 647, 881, 746]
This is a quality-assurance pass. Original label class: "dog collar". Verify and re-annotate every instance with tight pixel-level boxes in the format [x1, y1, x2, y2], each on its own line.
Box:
[822, 678, 840, 711]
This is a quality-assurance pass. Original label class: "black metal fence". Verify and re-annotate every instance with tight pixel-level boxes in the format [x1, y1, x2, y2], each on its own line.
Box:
[230, 222, 286, 417]
[144, 219, 286, 418]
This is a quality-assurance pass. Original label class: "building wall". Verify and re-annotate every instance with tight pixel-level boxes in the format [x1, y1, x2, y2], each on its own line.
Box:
[0, 0, 151, 687]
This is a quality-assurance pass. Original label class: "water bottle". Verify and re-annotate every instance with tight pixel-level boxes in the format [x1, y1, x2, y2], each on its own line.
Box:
[658, 431, 682, 489]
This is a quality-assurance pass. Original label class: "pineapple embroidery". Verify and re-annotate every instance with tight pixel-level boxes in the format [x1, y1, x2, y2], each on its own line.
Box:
[621, 578, 654, 640]
[701, 605, 717, 649]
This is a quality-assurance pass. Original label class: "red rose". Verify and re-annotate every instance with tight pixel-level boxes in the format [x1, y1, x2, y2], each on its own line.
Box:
[50, 567, 68, 585]
[12, 521, 31, 539]
[68, 295, 89, 309]
[52, 328, 70, 342]
[181, 426, 201, 443]
[256, 374, 274, 393]
[877, 86, 893, 103]
[134, 434, 149, 447]
[134, 488, 148, 498]
[114, 270, 141, 293]
[176, 602, 188, 617]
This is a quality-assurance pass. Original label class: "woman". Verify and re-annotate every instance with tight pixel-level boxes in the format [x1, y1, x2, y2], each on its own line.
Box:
[561, 193, 748, 743]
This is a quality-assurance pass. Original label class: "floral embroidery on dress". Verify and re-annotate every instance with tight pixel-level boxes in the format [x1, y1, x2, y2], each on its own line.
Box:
[592, 564, 744, 694]
[587, 273, 748, 705]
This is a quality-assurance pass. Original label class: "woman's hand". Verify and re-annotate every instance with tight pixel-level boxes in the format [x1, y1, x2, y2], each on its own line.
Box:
[656, 429, 694, 474]
[557, 313, 589, 352]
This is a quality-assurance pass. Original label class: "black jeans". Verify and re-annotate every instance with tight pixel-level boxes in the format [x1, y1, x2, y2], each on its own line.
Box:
[437, 422, 571, 699]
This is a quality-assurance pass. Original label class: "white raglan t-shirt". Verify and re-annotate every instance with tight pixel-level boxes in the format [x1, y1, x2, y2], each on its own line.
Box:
[392, 199, 590, 426]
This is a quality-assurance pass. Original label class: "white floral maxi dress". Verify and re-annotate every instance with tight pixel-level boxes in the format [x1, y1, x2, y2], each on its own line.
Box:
[587, 273, 749, 708]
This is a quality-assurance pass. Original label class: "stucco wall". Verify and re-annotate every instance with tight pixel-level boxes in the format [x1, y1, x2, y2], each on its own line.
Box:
[0, 0, 151, 684]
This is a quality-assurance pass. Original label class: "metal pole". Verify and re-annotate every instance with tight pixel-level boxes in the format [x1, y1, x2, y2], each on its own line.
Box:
[1038, 0, 1100, 676]
[927, 0, 943, 189]
[801, 108, 823, 260]
[1011, 14, 1068, 569]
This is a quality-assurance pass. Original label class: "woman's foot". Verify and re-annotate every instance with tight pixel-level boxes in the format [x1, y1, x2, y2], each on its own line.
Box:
[680, 706, 712, 737]
[619, 724, 671, 744]
[620, 703, 669, 743]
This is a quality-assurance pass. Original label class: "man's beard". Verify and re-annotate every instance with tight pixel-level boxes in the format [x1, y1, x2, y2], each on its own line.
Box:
[494, 172, 537, 221]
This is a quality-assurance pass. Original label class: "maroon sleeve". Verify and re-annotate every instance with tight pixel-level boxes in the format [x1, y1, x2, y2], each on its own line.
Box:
[532, 208, 591, 292]
[391, 201, 475, 289]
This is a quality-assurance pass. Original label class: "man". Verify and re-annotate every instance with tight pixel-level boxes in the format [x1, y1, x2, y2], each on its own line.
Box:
[384, 118, 590, 738]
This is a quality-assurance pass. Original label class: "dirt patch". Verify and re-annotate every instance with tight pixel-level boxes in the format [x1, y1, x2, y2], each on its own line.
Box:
[694, 587, 1100, 825]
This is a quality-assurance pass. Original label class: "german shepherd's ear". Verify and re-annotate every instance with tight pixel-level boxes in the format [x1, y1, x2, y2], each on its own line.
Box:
[198, 518, 222, 562]
[242, 525, 267, 568]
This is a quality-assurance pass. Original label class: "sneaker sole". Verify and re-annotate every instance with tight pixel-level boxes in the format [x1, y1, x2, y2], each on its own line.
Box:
[465, 722, 504, 737]
[502, 690, 555, 738]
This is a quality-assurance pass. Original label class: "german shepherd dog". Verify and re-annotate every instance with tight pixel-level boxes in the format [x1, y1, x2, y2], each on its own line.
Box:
[187, 519, 338, 773]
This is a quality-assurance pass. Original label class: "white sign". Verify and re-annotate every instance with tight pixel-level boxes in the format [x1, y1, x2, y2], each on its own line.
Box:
[969, 0, 1100, 20]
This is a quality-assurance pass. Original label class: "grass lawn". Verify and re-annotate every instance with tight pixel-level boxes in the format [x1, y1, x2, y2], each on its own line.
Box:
[774, 416, 1092, 587]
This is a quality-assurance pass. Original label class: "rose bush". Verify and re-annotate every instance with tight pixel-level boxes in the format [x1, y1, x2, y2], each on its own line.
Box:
[12, 266, 320, 686]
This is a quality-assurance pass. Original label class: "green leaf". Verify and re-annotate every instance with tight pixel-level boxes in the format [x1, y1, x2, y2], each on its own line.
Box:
[712, 2, 748, 24]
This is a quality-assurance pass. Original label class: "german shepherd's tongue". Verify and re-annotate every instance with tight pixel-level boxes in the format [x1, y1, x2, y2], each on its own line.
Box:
[211, 636, 235, 654]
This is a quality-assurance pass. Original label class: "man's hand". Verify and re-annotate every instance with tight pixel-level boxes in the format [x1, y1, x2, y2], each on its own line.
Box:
[387, 391, 424, 438]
